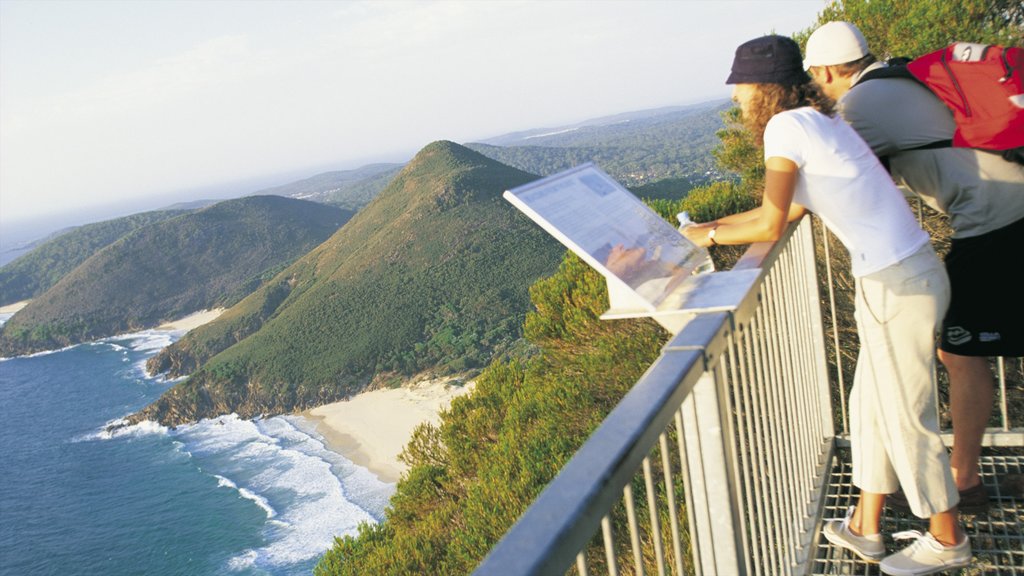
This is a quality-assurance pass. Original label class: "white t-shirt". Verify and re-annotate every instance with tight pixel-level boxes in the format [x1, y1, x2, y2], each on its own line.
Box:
[764, 107, 929, 277]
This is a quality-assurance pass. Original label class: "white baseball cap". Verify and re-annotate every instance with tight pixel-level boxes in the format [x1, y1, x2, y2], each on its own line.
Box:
[803, 21, 869, 68]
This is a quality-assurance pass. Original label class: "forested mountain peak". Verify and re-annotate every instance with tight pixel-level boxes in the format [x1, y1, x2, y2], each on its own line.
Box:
[132, 141, 564, 426]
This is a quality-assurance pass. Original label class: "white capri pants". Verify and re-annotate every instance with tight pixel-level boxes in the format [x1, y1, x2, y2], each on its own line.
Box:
[850, 242, 959, 518]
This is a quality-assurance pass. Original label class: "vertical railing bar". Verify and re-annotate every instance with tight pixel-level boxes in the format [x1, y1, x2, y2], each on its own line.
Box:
[788, 236, 810, 572]
[780, 244, 813, 527]
[623, 483, 645, 576]
[740, 320, 770, 576]
[795, 226, 823, 567]
[784, 238, 816, 561]
[602, 515, 620, 576]
[800, 223, 830, 535]
[777, 248, 807, 574]
[775, 255, 804, 575]
[801, 221, 829, 446]
[751, 309, 783, 573]
[727, 328, 761, 576]
[642, 456, 667, 576]
[674, 410, 701, 576]
[767, 300, 792, 575]
[577, 551, 590, 576]
[659, 433, 685, 576]
[715, 351, 755, 576]
[792, 233, 819, 485]
[820, 219, 848, 435]
[801, 218, 839, 484]
[935, 346, 942, 433]
[761, 273, 795, 572]
[796, 227, 820, 439]
[998, 357, 1009, 431]
[773, 258, 804, 574]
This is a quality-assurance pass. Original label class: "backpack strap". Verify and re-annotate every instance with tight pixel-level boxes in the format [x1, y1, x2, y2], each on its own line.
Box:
[857, 59, 915, 83]
[857, 59, 954, 161]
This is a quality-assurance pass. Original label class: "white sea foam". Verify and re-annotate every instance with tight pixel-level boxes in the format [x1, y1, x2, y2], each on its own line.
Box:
[238, 487, 278, 518]
[18, 344, 78, 359]
[171, 413, 396, 571]
[226, 550, 258, 572]
[104, 329, 175, 353]
[65, 326, 395, 573]
[86, 418, 170, 441]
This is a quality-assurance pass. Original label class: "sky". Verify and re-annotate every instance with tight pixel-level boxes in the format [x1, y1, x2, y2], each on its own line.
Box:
[0, 0, 826, 237]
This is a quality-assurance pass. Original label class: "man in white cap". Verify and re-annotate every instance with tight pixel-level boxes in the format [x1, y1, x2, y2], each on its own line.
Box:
[804, 19, 1024, 574]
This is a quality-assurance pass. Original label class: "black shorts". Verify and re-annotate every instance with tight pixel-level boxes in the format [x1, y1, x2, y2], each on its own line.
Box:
[940, 217, 1024, 357]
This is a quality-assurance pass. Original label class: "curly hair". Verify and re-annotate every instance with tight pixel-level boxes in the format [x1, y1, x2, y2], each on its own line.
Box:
[741, 81, 836, 143]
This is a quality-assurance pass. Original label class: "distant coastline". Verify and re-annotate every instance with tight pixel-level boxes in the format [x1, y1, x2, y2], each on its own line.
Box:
[5, 302, 470, 487]
[148, 306, 472, 484]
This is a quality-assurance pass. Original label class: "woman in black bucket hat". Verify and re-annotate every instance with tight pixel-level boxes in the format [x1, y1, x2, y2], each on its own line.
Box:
[681, 35, 968, 575]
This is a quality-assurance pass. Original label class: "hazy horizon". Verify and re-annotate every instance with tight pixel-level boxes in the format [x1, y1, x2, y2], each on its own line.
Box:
[1, 0, 826, 236]
[0, 95, 732, 256]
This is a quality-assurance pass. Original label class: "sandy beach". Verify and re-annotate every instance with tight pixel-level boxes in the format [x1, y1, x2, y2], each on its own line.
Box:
[0, 301, 29, 315]
[303, 377, 475, 483]
[156, 308, 225, 331]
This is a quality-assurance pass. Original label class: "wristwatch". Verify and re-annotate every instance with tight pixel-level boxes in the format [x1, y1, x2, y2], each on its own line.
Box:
[707, 225, 719, 246]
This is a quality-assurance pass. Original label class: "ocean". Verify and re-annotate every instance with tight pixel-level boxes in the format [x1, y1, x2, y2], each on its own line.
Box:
[0, 313, 395, 576]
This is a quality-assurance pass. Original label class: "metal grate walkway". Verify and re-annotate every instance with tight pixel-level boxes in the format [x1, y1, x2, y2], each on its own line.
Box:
[813, 452, 1024, 575]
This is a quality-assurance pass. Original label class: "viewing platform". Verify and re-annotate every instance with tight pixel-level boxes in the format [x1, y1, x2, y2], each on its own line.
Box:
[474, 216, 1023, 575]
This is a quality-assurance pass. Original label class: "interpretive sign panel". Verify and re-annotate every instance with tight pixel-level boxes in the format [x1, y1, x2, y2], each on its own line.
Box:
[503, 163, 711, 314]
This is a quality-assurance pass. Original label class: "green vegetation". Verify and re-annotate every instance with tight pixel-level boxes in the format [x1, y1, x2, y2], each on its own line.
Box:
[0, 209, 189, 306]
[794, 0, 1023, 57]
[0, 196, 350, 356]
[466, 101, 732, 190]
[133, 141, 566, 426]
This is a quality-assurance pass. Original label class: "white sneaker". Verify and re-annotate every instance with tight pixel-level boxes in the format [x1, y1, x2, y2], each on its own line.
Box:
[822, 506, 886, 562]
[880, 530, 971, 575]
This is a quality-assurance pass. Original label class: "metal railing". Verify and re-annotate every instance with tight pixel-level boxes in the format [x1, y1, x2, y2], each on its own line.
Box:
[474, 214, 1022, 576]
[475, 217, 832, 575]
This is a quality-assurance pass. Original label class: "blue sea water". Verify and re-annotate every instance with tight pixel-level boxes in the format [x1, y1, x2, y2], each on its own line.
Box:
[0, 315, 395, 576]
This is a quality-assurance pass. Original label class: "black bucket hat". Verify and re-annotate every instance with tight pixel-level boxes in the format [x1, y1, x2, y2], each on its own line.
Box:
[726, 35, 810, 85]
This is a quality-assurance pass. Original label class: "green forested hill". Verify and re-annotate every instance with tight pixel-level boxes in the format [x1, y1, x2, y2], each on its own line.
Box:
[0, 196, 350, 356]
[132, 141, 565, 426]
[466, 100, 731, 189]
[0, 209, 191, 306]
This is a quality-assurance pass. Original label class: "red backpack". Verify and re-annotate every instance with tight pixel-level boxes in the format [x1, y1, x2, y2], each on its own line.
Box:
[861, 42, 1024, 164]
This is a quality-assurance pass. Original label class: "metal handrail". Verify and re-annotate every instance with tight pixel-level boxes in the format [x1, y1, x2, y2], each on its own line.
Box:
[475, 218, 828, 575]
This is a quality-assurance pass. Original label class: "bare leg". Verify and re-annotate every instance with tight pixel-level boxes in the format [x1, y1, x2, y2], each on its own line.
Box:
[850, 492, 885, 536]
[938, 350, 994, 490]
[929, 507, 964, 547]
